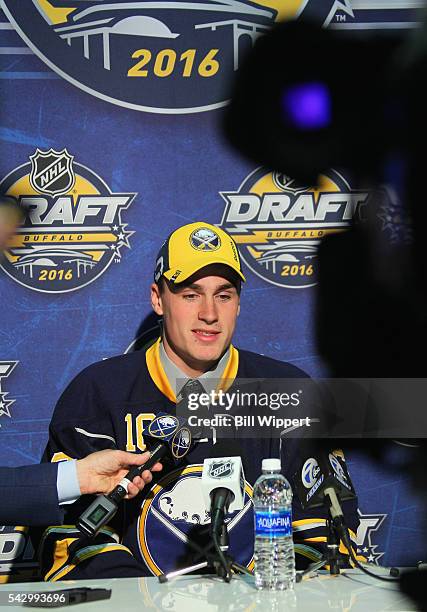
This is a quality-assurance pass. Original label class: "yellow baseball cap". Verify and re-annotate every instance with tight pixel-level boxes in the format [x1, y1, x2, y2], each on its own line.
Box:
[154, 222, 246, 284]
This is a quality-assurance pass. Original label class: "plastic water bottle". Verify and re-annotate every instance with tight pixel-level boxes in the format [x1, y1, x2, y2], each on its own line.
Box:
[253, 458, 295, 590]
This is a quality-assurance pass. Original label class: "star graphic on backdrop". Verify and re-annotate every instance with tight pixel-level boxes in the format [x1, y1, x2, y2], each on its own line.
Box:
[110, 224, 134, 257]
[324, 0, 355, 26]
[0, 391, 14, 419]
[116, 224, 134, 249]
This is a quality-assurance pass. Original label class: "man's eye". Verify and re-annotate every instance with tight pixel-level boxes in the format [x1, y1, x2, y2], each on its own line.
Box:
[183, 293, 197, 300]
[218, 293, 232, 301]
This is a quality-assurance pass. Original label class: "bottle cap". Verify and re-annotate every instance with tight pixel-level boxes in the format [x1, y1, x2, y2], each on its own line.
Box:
[262, 458, 281, 472]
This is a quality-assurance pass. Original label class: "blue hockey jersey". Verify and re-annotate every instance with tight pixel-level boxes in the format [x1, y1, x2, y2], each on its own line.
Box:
[39, 339, 360, 580]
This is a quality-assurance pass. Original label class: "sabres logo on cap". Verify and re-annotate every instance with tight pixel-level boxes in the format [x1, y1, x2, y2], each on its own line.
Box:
[190, 228, 221, 252]
[171, 427, 192, 459]
[147, 415, 179, 439]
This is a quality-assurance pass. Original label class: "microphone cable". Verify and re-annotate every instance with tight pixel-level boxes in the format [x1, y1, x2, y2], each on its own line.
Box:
[336, 519, 400, 583]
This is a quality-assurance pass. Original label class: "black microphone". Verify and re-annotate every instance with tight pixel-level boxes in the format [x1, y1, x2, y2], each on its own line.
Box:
[77, 413, 192, 537]
[293, 445, 356, 511]
[201, 440, 245, 537]
[293, 444, 356, 556]
[293, 445, 401, 583]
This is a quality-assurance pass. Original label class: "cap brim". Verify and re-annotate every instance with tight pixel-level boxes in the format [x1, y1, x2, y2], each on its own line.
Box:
[163, 258, 246, 284]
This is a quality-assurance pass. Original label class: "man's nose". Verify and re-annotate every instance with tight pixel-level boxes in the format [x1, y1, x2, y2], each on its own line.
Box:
[198, 297, 218, 324]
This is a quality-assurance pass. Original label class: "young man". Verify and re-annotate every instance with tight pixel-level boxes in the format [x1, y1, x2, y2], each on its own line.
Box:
[40, 222, 359, 580]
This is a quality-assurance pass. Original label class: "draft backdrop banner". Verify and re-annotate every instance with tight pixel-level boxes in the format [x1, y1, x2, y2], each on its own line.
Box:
[0, 0, 423, 580]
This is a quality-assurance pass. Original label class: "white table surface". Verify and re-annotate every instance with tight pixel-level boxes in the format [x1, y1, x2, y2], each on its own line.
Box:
[0, 569, 420, 611]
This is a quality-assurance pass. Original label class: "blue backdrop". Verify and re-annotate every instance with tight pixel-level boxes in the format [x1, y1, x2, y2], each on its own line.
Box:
[0, 0, 424, 580]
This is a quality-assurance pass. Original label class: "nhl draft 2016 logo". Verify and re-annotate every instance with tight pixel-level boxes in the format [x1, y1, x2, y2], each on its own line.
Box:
[220, 168, 369, 288]
[2, 0, 280, 114]
[0, 361, 18, 427]
[0, 149, 135, 294]
[2, 2, 421, 113]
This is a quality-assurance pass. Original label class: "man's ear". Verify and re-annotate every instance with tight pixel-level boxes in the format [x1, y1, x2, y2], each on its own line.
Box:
[151, 283, 164, 316]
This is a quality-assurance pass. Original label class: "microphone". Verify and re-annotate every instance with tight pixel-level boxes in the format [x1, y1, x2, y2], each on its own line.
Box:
[293, 445, 401, 583]
[77, 413, 192, 537]
[201, 440, 245, 537]
[293, 446, 356, 512]
[293, 444, 356, 558]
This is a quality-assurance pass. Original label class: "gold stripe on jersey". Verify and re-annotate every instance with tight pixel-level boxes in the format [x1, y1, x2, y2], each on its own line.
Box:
[293, 518, 327, 531]
[41, 525, 120, 581]
[218, 345, 239, 392]
[44, 537, 79, 581]
[49, 543, 133, 582]
[146, 339, 176, 402]
[51, 452, 73, 463]
[146, 338, 240, 401]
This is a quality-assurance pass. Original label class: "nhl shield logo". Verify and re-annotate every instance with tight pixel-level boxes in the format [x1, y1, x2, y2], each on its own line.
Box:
[30, 148, 75, 196]
[209, 459, 233, 479]
[272, 172, 310, 195]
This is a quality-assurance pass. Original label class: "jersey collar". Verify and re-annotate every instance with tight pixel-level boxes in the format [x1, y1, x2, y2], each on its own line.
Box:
[145, 338, 239, 402]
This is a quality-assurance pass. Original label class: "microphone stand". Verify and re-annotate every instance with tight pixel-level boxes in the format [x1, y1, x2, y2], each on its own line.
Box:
[297, 500, 402, 584]
[296, 496, 347, 582]
[296, 513, 345, 582]
[158, 523, 253, 584]
[326, 514, 342, 575]
[213, 524, 253, 581]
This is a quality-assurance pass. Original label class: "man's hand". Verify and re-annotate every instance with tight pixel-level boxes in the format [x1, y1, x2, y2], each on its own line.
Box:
[76, 449, 162, 498]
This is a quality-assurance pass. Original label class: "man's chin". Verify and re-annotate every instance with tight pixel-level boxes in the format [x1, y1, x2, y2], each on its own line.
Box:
[189, 348, 224, 371]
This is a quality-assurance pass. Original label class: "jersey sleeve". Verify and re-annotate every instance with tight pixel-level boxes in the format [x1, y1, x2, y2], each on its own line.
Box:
[38, 366, 146, 581]
[44, 365, 117, 462]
